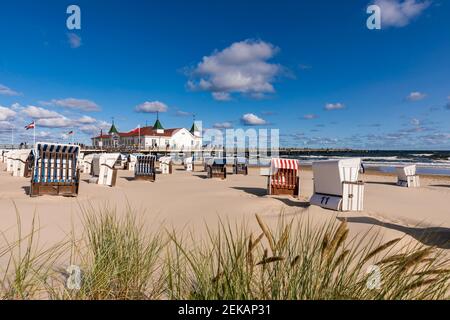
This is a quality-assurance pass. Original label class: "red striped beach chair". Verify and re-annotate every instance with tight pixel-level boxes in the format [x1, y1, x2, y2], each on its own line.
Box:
[267, 158, 300, 197]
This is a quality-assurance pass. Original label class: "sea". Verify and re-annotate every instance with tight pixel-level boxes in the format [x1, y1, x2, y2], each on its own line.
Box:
[278, 150, 450, 176]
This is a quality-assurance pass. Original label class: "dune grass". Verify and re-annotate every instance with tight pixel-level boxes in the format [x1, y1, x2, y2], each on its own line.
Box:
[0, 205, 449, 300]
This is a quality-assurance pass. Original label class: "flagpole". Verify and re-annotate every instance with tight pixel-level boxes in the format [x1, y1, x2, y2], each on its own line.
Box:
[33, 122, 36, 147]
[138, 124, 141, 151]
[11, 126, 14, 148]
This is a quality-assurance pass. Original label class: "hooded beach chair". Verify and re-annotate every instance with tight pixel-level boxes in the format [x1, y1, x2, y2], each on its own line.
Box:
[233, 157, 248, 175]
[159, 156, 172, 174]
[30, 143, 80, 197]
[396, 165, 420, 187]
[5, 150, 16, 173]
[206, 158, 227, 179]
[134, 155, 156, 181]
[310, 158, 364, 211]
[83, 154, 101, 176]
[184, 157, 194, 172]
[98, 153, 121, 187]
[267, 158, 300, 197]
[11, 149, 34, 178]
[203, 156, 213, 172]
[127, 154, 140, 172]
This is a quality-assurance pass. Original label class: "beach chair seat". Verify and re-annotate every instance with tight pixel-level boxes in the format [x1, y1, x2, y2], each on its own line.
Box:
[184, 157, 194, 172]
[127, 154, 140, 172]
[396, 165, 420, 187]
[98, 153, 121, 187]
[206, 158, 227, 179]
[310, 158, 364, 211]
[159, 156, 172, 174]
[233, 157, 248, 175]
[267, 158, 300, 197]
[30, 143, 80, 197]
[134, 155, 156, 182]
[11, 149, 34, 178]
[203, 156, 213, 172]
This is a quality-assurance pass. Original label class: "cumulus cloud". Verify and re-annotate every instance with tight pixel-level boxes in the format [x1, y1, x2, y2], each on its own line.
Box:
[324, 103, 345, 111]
[302, 114, 319, 120]
[67, 33, 82, 48]
[77, 115, 97, 124]
[42, 98, 100, 111]
[0, 84, 20, 96]
[374, 0, 431, 28]
[135, 101, 168, 113]
[406, 91, 426, 101]
[213, 122, 233, 129]
[36, 117, 73, 128]
[23, 106, 62, 119]
[240, 113, 267, 126]
[0, 106, 16, 121]
[187, 39, 284, 101]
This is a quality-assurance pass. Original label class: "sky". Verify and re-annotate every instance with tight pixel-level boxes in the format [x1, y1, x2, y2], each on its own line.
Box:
[0, 0, 449, 149]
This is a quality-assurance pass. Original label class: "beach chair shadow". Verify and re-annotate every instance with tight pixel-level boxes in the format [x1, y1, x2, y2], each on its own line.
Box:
[21, 186, 31, 196]
[121, 177, 135, 182]
[272, 197, 311, 208]
[232, 187, 267, 197]
[429, 184, 450, 188]
[338, 216, 450, 249]
[365, 181, 398, 186]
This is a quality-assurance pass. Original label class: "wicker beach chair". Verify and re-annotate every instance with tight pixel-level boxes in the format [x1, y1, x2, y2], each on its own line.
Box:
[30, 143, 80, 197]
[267, 158, 300, 197]
[134, 155, 156, 182]
[184, 157, 194, 172]
[206, 158, 227, 179]
[396, 165, 420, 187]
[159, 156, 172, 174]
[11, 149, 34, 178]
[98, 153, 121, 187]
[310, 158, 364, 211]
[233, 157, 248, 175]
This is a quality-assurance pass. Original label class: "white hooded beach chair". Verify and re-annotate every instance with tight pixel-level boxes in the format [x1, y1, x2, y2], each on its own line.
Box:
[5, 150, 16, 173]
[134, 155, 156, 181]
[206, 158, 227, 179]
[396, 165, 420, 187]
[30, 143, 80, 197]
[83, 154, 101, 176]
[159, 156, 172, 174]
[310, 158, 364, 211]
[98, 153, 121, 187]
[203, 156, 213, 172]
[11, 149, 34, 177]
[184, 157, 194, 172]
[127, 154, 140, 172]
[233, 157, 248, 175]
[267, 158, 300, 197]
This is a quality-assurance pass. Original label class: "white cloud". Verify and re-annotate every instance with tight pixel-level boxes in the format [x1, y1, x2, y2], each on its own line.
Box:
[212, 92, 232, 101]
[324, 103, 345, 111]
[67, 33, 82, 48]
[406, 91, 426, 101]
[23, 106, 62, 119]
[135, 101, 168, 113]
[188, 39, 284, 100]
[175, 110, 193, 117]
[36, 117, 73, 128]
[0, 106, 16, 121]
[77, 115, 97, 124]
[374, 0, 431, 28]
[213, 122, 233, 129]
[42, 98, 100, 111]
[240, 113, 267, 126]
[411, 118, 420, 126]
[0, 84, 20, 96]
[302, 114, 318, 120]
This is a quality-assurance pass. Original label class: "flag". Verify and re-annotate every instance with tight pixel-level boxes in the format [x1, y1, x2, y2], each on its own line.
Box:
[67, 130, 74, 135]
[25, 121, 35, 130]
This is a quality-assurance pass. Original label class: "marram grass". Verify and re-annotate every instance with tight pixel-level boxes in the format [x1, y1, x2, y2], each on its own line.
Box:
[1, 205, 449, 300]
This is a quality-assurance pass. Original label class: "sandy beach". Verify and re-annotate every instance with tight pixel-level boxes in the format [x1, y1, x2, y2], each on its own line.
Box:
[0, 162, 449, 254]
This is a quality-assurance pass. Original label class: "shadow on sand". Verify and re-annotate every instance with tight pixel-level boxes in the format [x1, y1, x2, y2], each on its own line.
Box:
[21, 186, 30, 196]
[338, 216, 450, 249]
[231, 187, 311, 208]
[365, 181, 397, 187]
[429, 184, 450, 188]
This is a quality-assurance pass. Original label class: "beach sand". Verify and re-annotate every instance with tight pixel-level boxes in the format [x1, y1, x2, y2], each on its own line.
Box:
[0, 163, 449, 256]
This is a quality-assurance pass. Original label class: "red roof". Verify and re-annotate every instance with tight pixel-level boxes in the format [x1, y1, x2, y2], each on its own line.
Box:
[92, 126, 181, 139]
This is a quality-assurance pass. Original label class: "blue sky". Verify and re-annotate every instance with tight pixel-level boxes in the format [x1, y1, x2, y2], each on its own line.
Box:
[0, 0, 449, 149]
